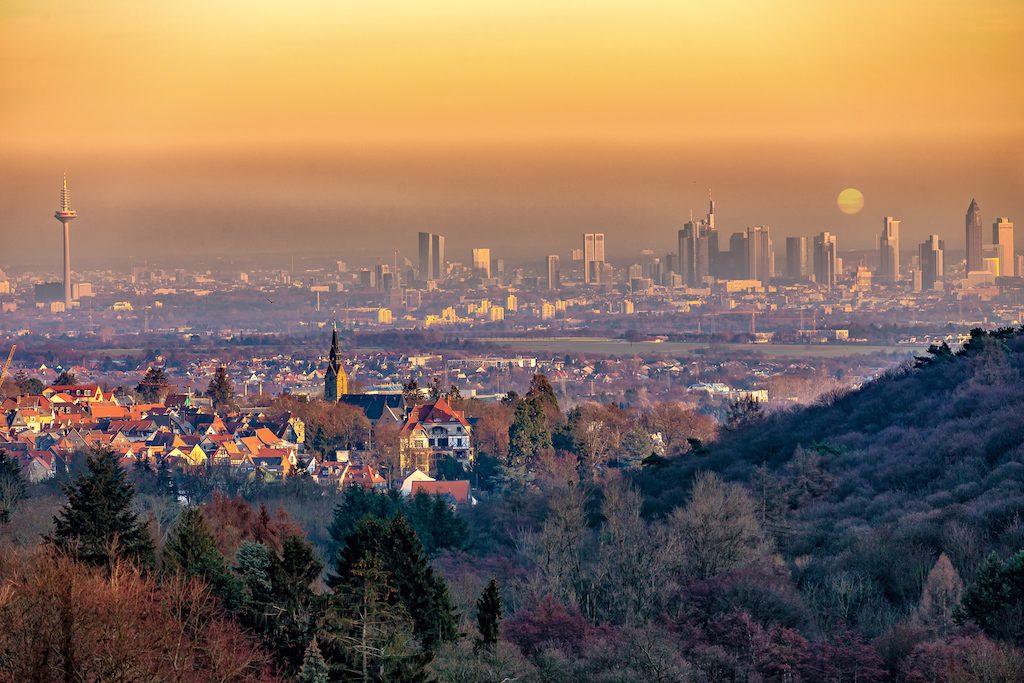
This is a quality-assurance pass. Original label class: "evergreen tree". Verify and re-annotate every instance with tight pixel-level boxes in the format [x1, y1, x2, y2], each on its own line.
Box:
[0, 449, 27, 524]
[475, 578, 502, 653]
[525, 373, 560, 421]
[330, 515, 458, 652]
[135, 366, 169, 402]
[53, 369, 76, 386]
[507, 396, 551, 469]
[270, 534, 325, 668]
[206, 366, 236, 410]
[958, 550, 1024, 644]
[298, 638, 329, 683]
[162, 506, 243, 609]
[48, 449, 154, 569]
[13, 370, 44, 395]
[320, 555, 431, 682]
[328, 486, 403, 557]
[155, 457, 177, 498]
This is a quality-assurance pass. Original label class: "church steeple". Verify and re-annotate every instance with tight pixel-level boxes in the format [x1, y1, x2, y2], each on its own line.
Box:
[325, 322, 349, 401]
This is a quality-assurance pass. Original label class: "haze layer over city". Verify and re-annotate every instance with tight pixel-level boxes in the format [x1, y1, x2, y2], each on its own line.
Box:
[1, 2, 1024, 682]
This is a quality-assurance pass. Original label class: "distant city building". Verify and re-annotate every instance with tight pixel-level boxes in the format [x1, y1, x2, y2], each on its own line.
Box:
[417, 231, 446, 281]
[472, 248, 491, 278]
[879, 216, 900, 282]
[583, 233, 606, 285]
[745, 226, 774, 282]
[676, 197, 717, 285]
[324, 324, 349, 401]
[855, 263, 872, 291]
[785, 236, 809, 278]
[546, 254, 560, 290]
[919, 235, 945, 290]
[966, 198, 984, 273]
[813, 232, 838, 289]
[993, 217, 1014, 277]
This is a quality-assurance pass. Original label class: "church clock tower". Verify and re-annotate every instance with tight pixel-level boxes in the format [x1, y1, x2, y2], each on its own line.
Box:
[324, 323, 348, 401]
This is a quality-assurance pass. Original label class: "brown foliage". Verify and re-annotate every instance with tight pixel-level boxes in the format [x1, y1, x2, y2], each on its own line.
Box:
[201, 492, 304, 558]
[0, 548, 277, 682]
[463, 399, 513, 460]
[642, 401, 718, 456]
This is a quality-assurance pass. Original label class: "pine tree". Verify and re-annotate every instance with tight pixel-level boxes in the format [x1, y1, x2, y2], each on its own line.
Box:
[320, 555, 431, 682]
[206, 366, 236, 410]
[162, 506, 242, 609]
[475, 578, 502, 653]
[48, 449, 155, 569]
[155, 457, 177, 498]
[53, 369, 76, 386]
[330, 515, 457, 652]
[507, 396, 551, 469]
[136, 366, 169, 402]
[298, 638, 329, 683]
[0, 449, 27, 524]
[958, 550, 1024, 643]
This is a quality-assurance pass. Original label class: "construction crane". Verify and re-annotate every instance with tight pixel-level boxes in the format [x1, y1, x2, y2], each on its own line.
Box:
[0, 345, 16, 390]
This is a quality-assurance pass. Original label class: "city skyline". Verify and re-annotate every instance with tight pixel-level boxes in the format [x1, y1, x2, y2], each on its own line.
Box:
[1, 1, 1022, 264]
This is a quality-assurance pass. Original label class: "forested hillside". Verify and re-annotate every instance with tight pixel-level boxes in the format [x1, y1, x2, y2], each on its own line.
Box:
[641, 327, 1024, 637]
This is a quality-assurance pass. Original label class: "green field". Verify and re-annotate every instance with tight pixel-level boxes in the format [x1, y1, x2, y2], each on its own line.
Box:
[474, 337, 921, 358]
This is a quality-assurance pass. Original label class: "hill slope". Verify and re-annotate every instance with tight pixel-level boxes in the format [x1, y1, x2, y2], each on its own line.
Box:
[641, 327, 1024, 631]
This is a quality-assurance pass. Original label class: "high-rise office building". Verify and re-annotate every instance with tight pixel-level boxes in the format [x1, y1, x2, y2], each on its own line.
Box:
[583, 233, 605, 284]
[417, 232, 447, 281]
[54, 174, 77, 309]
[417, 232, 433, 280]
[993, 217, 1014, 277]
[785, 236, 809, 279]
[472, 248, 491, 278]
[724, 232, 747, 280]
[966, 199, 983, 272]
[745, 226, 773, 282]
[919, 235, 945, 290]
[677, 221, 710, 286]
[546, 254, 560, 290]
[705, 195, 720, 277]
[879, 216, 900, 282]
[813, 231, 838, 289]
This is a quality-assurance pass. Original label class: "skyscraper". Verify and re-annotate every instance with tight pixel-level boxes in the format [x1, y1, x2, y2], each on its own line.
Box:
[785, 236, 808, 278]
[745, 225, 773, 282]
[919, 234, 945, 290]
[417, 231, 447, 281]
[813, 232, 838, 289]
[966, 198, 983, 273]
[546, 254, 560, 290]
[993, 217, 1014, 277]
[418, 231, 433, 280]
[583, 233, 605, 284]
[879, 216, 900, 282]
[472, 248, 491, 278]
[54, 174, 77, 309]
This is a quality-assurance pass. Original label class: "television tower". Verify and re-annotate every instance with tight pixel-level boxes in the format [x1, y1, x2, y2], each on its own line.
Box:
[54, 173, 77, 309]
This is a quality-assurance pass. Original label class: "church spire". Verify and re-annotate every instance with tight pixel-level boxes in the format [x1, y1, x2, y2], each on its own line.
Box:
[329, 321, 340, 364]
[325, 322, 348, 401]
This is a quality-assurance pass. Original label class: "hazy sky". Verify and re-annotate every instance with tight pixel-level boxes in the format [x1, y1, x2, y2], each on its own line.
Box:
[1, 0, 1022, 268]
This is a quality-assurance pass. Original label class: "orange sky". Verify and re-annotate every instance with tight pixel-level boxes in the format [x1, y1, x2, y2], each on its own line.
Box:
[1, 0, 1022, 266]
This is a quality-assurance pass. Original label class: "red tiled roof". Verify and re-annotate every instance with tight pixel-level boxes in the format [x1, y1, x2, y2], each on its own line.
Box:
[411, 479, 471, 503]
